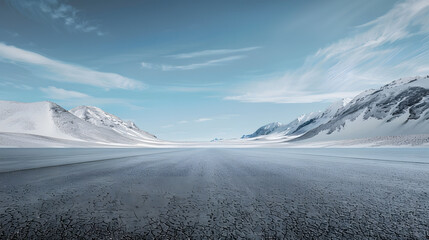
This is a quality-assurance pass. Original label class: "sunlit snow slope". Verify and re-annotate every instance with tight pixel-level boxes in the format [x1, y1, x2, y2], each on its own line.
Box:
[243, 76, 429, 144]
[0, 101, 159, 146]
[297, 76, 429, 141]
[70, 106, 156, 141]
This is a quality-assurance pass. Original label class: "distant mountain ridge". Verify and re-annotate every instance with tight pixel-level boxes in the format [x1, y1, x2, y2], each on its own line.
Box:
[243, 76, 429, 142]
[0, 101, 158, 145]
[242, 98, 351, 139]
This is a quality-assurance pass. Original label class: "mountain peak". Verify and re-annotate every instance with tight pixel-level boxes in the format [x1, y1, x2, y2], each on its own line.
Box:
[242, 75, 429, 142]
[70, 105, 156, 139]
[295, 75, 429, 141]
[70, 105, 136, 128]
[0, 100, 158, 145]
[242, 122, 284, 139]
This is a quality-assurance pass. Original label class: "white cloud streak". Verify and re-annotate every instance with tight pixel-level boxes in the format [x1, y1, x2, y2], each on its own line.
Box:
[163, 56, 244, 71]
[195, 118, 212, 123]
[7, 0, 104, 36]
[0, 81, 33, 90]
[141, 47, 257, 71]
[226, 0, 429, 103]
[225, 91, 361, 104]
[141, 56, 244, 71]
[40, 86, 89, 99]
[141, 62, 154, 69]
[163, 86, 213, 92]
[168, 47, 260, 59]
[0, 42, 144, 90]
[37, 87, 146, 110]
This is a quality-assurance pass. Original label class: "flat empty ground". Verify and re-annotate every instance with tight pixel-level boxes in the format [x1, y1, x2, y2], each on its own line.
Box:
[0, 148, 428, 239]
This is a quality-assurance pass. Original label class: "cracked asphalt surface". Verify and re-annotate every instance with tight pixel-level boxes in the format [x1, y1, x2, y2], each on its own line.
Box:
[0, 148, 428, 239]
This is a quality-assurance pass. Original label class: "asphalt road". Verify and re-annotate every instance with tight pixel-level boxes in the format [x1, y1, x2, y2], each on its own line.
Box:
[0, 148, 428, 239]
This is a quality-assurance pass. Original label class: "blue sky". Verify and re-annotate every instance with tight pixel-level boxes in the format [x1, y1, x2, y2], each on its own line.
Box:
[1, 0, 429, 141]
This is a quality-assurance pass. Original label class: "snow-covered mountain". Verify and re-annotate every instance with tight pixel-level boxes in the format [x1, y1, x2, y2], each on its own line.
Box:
[0, 101, 158, 146]
[296, 76, 429, 141]
[242, 98, 351, 139]
[241, 122, 284, 139]
[70, 106, 156, 141]
[243, 76, 429, 143]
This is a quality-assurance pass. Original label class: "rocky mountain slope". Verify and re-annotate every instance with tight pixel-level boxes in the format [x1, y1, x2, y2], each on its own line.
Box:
[70, 106, 156, 141]
[243, 76, 429, 143]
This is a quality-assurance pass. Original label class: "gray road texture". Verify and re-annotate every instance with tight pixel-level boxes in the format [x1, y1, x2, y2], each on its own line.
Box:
[0, 148, 428, 239]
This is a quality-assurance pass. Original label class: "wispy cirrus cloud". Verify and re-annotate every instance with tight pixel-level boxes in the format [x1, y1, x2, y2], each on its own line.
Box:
[39, 86, 145, 110]
[162, 86, 213, 93]
[6, 0, 104, 36]
[0, 42, 144, 90]
[0, 81, 33, 90]
[226, 0, 429, 103]
[195, 118, 212, 123]
[140, 62, 155, 69]
[155, 82, 223, 93]
[225, 91, 361, 104]
[168, 47, 260, 59]
[40, 86, 89, 99]
[141, 56, 244, 71]
[141, 46, 260, 71]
